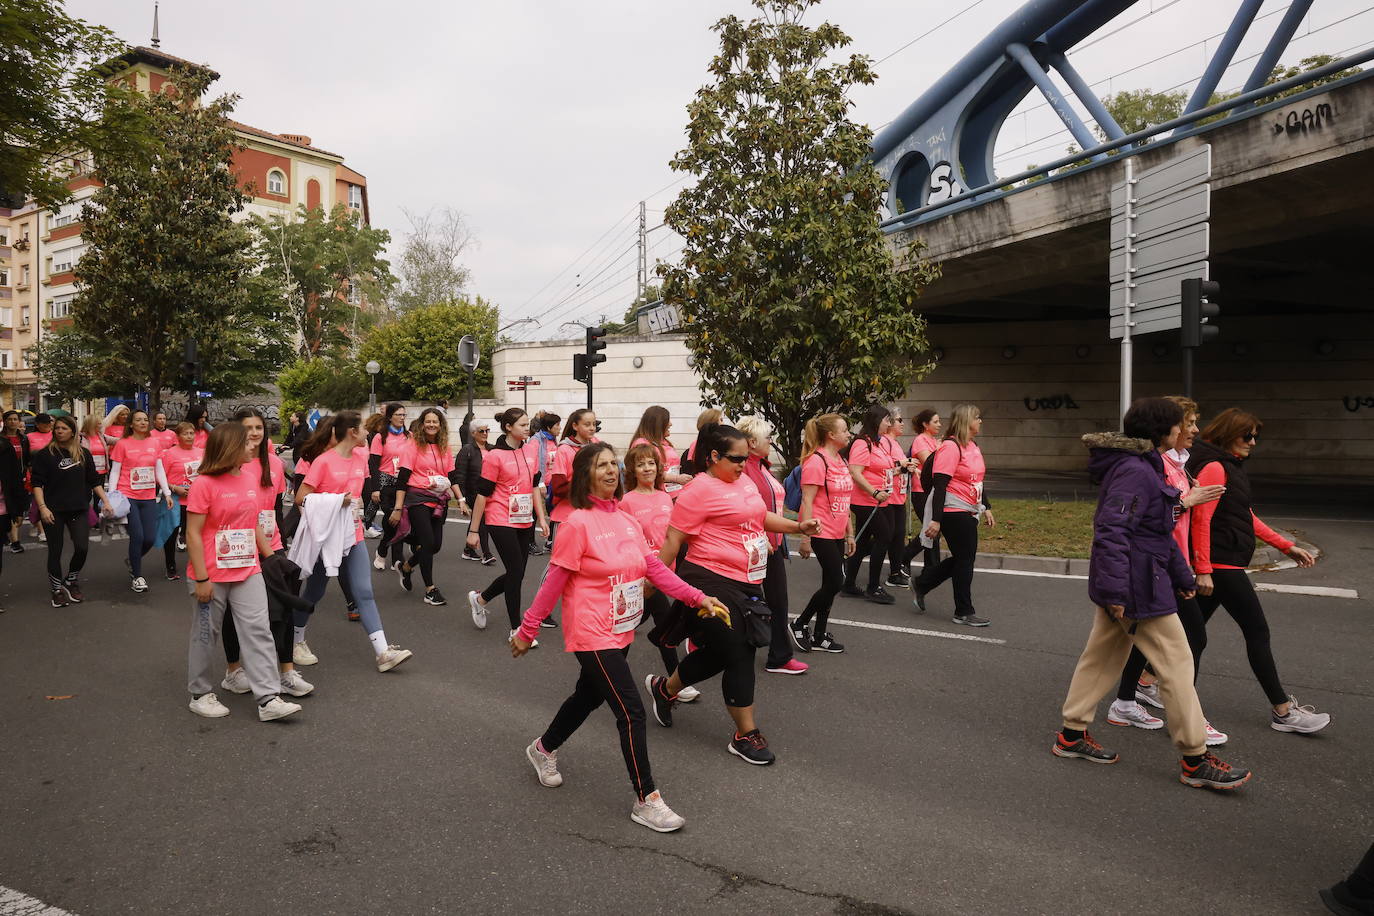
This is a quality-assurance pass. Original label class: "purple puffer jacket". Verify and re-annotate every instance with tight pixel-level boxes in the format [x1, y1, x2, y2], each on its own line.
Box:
[1084, 433, 1195, 619]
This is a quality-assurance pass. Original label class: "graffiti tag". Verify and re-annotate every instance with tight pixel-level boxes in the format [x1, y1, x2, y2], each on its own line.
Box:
[1272, 103, 1334, 138]
[1024, 394, 1080, 411]
[1342, 396, 1374, 413]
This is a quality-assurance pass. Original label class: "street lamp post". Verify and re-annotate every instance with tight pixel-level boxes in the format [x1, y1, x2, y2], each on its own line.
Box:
[366, 360, 380, 416]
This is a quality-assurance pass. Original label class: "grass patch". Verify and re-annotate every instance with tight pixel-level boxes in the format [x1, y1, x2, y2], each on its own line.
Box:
[980, 498, 1095, 559]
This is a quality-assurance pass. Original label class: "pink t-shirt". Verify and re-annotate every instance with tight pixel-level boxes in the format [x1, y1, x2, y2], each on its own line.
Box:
[304, 447, 368, 543]
[881, 435, 909, 505]
[909, 433, 940, 493]
[549, 441, 582, 523]
[246, 453, 287, 551]
[106, 425, 126, 440]
[847, 437, 896, 508]
[85, 435, 108, 474]
[631, 436, 683, 495]
[27, 431, 53, 452]
[186, 471, 265, 583]
[549, 506, 657, 652]
[932, 440, 986, 512]
[399, 440, 455, 506]
[369, 430, 411, 478]
[151, 428, 178, 450]
[191, 429, 209, 450]
[162, 445, 204, 503]
[110, 436, 163, 500]
[481, 442, 537, 528]
[801, 450, 854, 540]
[620, 488, 673, 552]
[668, 472, 769, 583]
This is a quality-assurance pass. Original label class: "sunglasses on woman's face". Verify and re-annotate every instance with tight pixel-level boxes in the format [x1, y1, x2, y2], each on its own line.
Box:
[1242, 432, 1259, 443]
[719, 454, 748, 464]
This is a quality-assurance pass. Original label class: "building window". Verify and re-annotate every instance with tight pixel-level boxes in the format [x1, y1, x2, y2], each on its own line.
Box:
[267, 169, 286, 195]
[20, 350, 29, 369]
[51, 247, 79, 274]
[346, 282, 362, 305]
[20, 265, 30, 286]
[0, 229, 8, 245]
[0, 352, 10, 370]
[348, 184, 362, 210]
[20, 306, 31, 327]
[50, 205, 78, 229]
[49, 294, 74, 319]
[0, 308, 11, 327]
[0, 270, 8, 287]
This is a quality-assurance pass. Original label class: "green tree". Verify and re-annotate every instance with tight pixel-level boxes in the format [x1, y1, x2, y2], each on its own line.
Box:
[661, 0, 939, 466]
[276, 356, 369, 416]
[358, 297, 499, 401]
[0, 0, 154, 207]
[68, 67, 291, 408]
[621, 283, 663, 326]
[254, 203, 395, 357]
[27, 328, 100, 408]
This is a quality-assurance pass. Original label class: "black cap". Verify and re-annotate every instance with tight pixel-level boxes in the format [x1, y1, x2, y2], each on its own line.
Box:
[35, 413, 53, 424]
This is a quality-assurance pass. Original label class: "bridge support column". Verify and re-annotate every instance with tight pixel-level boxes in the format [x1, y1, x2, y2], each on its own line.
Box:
[1179, 0, 1264, 122]
[1240, 0, 1316, 98]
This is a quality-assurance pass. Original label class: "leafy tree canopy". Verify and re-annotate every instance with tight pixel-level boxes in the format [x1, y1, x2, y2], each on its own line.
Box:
[358, 297, 500, 402]
[662, 0, 938, 465]
[276, 355, 368, 417]
[392, 206, 474, 314]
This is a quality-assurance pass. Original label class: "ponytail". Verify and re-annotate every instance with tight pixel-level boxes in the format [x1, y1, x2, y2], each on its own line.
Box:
[803, 413, 845, 463]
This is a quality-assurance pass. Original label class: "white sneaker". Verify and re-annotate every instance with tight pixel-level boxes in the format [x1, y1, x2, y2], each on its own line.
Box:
[130, 576, 148, 593]
[257, 696, 302, 721]
[469, 590, 488, 629]
[280, 669, 314, 697]
[176, 537, 186, 551]
[510, 628, 537, 649]
[373, 553, 388, 570]
[677, 685, 701, 703]
[376, 645, 413, 672]
[1205, 721, 1228, 746]
[526, 740, 563, 787]
[292, 641, 319, 666]
[630, 791, 685, 833]
[220, 668, 251, 695]
[365, 526, 383, 539]
[1134, 681, 1163, 709]
[1107, 699, 1164, 730]
[1271, 695, 1331, 734]
[188, 692, 230, 718]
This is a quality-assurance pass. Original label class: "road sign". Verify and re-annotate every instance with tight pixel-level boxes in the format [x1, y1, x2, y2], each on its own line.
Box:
[507, 376, 540, 390]
[457, 335, 480, 371]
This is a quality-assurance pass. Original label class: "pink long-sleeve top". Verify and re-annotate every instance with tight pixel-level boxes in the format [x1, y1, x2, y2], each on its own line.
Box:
[518, 496, 705, 650]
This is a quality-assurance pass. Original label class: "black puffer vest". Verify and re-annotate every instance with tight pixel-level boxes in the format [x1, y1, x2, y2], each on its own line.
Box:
[1186, 439, 1254, 567]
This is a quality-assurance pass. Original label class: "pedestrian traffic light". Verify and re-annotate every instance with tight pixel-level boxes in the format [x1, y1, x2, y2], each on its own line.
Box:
[585, 325, 608, 369]
[1181, 278, 1220, 348]
[572, 352, 589, 384]
[182, 337, 200, 386]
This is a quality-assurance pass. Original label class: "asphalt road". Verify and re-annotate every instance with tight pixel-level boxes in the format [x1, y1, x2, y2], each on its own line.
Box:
[0, 519, 1368, 915]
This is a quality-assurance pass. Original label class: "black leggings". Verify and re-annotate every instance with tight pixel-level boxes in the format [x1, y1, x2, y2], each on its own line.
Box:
[403, 504, 446, 588]
[645, 590, 680, 674]
[1196, 568, 1288, 706]
[224, 606, 293, 666]
[902, 491, 943, 573]
[1116, 595, 1208, 701]
[762, 549, 793, 668]
[884, 503, 908, 576]
[375, 484, 399, 561]
[845, 504, 894, 591]
[482, 524, 534, 628]
[477, 519, 491, 558]
[916, 511, 978, 615]
[42, 510, 90, 587]
[673, 562, 759, 708]
[541, 645, 655, 801]
[796, 536, 845, 637]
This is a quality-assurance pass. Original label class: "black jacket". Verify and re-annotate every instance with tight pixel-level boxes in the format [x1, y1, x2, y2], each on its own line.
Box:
[30, 446, 101, 513]
[1185, 439, 1256, 568]
[455, 442, 486, 504]
[0, 436, 24, 517]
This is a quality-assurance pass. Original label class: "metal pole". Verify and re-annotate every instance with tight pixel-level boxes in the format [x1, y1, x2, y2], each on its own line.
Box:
[1119, 156, 1136, 426]
[466, 369, 475, 423]
[368, 376, 376, 417]
[1178, 0, 1264, 121]
[1183, 347, 1194, 400]
[523, 381, 528, 415]
[1241, 0, 1316, 95]
[587, 370, 593, 412]
[636, 201, 647, 305]
[1006, 42, 1104, 159]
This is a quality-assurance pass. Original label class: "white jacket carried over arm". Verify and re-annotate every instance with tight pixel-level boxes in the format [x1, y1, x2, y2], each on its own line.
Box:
[286, 492, 354, 576]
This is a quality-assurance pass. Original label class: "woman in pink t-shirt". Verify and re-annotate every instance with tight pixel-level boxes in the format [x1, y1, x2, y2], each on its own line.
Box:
[547, 409, 598, 527]
[630, 405, 691, 495]
[295, 411, 412, 674]
[184, 422, 300, 723]
[647, 425, 819, 766]
[791, 413, 855, 653]
[901, 409, 943, 580]
[513, 442, 723, 832]
[879, 411, 919, 590]
[368, 403, 410, 570]
[842, 404, 898, 605]
[390, 408, 461, 606]
[913, 404, 996, 626]
[108, 409, 175, 594]
[467, 408, 550, 637]
[159, 422, 204, 581]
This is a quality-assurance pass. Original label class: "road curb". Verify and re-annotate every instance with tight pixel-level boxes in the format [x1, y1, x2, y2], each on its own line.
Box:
[972, 528, 1318, 575]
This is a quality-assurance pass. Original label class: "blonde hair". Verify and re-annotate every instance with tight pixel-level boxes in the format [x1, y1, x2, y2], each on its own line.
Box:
[735, 415, 774, 446]
[1166, 396, 1200, 426]
[945, 404, 981, 446]
[80, 415, 102, 438]
[802, 414, 845, 461]
[695, 408, 723, 431]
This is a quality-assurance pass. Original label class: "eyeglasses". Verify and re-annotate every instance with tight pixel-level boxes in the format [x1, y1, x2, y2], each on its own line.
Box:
[1242, 432, 1259, 443]
[720, 454, 749, 464]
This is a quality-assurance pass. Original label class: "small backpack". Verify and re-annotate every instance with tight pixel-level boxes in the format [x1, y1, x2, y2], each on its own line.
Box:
[784, 453, 830, 513]
[919, 439, 961, 492]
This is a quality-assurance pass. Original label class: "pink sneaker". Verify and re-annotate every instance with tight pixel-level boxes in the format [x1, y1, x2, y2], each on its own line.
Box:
[765, 658, 809, 675]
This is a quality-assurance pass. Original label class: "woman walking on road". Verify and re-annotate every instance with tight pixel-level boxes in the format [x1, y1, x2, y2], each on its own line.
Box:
[645, 425, 821, 765]
[880, 411, 918, 590]
[790, 414, 855, 654]
[4, 410, 32, 552]
[547, 409, 599, 534]
[160, 423, 203, 580]
[631, 405, 692, 496]
[901, 409, 942, 578]
[31, 417, 113, 607]
[456, 418, 494, 564]
[108, 409, 175, 594]
[842, 404, 896, 605]
[1052, 398, 1250, 791]
[368, 403, 410, 570]
[390, 407, 463, 606]
[466, 408, 549, 639]
[1186, 407, 1331, 734]
[913, 404, 995, 626]
[514, 442, 726, 833]
[0, 426, 22, 589]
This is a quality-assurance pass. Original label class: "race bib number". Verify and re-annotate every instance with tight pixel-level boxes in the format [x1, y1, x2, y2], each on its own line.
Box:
[974, 480, 984, 504]
[664, 465, 682, 493]
[130, 466, 155, 491]
[214, 528, 256, 569]
[258, 509, 276, 539]
[93, 453, 107, 473]
[390, 457, 401, 475]
[508, 492, 533, 525]
[743, 533, 769, 582]
[430, 475, 451, 494]
[184, 460, 201, 482]
[610, 578, 645, 634]
[350, 502, 363, 524]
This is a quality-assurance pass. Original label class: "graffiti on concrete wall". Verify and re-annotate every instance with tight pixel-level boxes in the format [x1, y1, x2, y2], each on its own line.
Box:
[1273, 103, 1334, 138]
[1024, 394, 1080, 411]
[1342, 395, 1374, 412]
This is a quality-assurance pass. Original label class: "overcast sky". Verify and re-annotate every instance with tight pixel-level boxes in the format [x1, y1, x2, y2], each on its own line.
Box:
[70, 0, 1369, 339]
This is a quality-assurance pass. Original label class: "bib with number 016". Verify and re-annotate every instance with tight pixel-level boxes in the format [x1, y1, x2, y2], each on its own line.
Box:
[215, 528, 257, 569]
[743, 533, 770, 582]
[258, 509, 276, 539]
[129, 466, 156, 490]
[508, 492, 533, 525]
[610, 577, 645, 633]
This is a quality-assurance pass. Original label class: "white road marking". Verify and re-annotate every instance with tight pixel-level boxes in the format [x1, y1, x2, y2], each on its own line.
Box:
[1253, 583, 1360, 600]
[829, 617, 1007, 645]
[0, 885, 76, 916]
[974, 567, 1087, 581]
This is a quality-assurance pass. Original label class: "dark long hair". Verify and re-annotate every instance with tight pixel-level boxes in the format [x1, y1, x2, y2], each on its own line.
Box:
[569, 442, 623, 509]
[198, 423, 249, 478]
[300, 417, 336, 463]
[855, 403, 891, 446]
[559, 408, 594, 442]
[232, 407, 273, 488]
[630, 405, 671, 451]
[379, 402, 406, 444]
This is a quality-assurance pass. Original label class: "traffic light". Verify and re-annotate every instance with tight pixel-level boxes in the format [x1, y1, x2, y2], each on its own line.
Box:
[1181, 278, 1220, 348]
[182, 337, 200, 386]
[585, 325, 608, 370]
[572, 352, 589, 384]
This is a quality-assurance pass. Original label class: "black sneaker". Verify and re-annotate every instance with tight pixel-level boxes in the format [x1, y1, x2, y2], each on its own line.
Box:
[528, 543, 546, 556]
[423, 587, 447, 606]
[50, 587, 71, 608]
[864, 587, 895, 605]
[885, 572, 910, 590]
[953, 613, 990, 627]
[812, 632, 845, 653]
[913, 586, 928, 613]
[645, 674, 675, 728]
[789, 621, 811, 653]
[397, 562, 413, 592]
[346, 602, 360, 622]
[1321, 880, 1374, 916]
[8, 541, 23, 554]
[480, 554, 497, 566]
[539, 617, 559, 629]
[728, 729, 776, 765]
[1179, 752, 1251, 790]
[64, 579, 84, 603]
[1052, 731, 1119, 764]
[165, 566, 182, 582]
[461, 547, 481, 562]
[840, 583, 864, 597]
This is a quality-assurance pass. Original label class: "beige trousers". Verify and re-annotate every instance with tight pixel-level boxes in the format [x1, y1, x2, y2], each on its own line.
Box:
[1061, 608, 1207, 757]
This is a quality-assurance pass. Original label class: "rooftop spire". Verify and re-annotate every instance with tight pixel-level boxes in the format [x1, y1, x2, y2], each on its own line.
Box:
[151, 1, 161, 48]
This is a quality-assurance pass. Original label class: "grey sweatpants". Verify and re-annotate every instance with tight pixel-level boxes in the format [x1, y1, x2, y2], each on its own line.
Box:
[187, 574, 278, 704]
